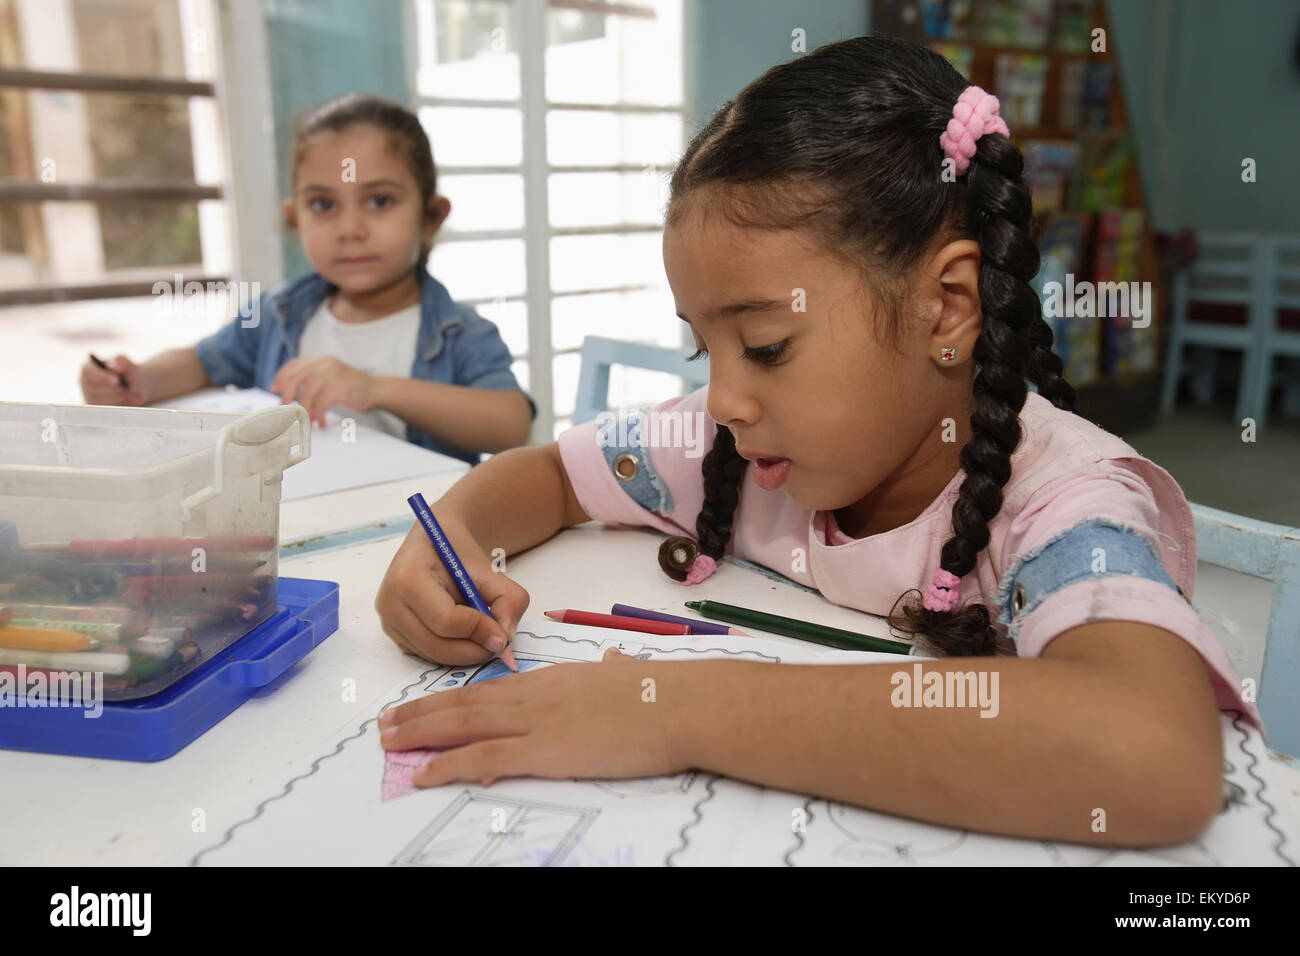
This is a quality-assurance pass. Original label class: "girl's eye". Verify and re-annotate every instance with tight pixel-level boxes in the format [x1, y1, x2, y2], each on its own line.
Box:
[308, 197, 334, 213]
[686, 347, 708, 362]
[369, 194, 393, 209]
[741, 339, 790, 365]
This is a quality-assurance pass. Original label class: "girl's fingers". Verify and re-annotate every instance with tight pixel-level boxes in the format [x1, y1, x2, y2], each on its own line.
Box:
[389, 599, 497, 666]
[411, 736, 535, 788]
[381, 704, 525, 752]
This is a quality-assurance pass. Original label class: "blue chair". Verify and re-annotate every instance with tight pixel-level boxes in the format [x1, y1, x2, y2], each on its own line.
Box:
[1191, 501, 1300, 757]
[572, 335, 709, 425]
[1160, 232, 1267, 424]
[1161, 233, 1300, 428]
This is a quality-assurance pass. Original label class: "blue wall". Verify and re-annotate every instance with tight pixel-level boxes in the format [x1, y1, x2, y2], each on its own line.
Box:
[263, 0, 409, 278]
[1108, 0, 1300, 234]
[688, 0, 870, 130]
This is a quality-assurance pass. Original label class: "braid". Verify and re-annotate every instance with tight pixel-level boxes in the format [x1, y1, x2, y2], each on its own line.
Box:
[887, 134, 1046, 656]
[659, 425, 747, 582]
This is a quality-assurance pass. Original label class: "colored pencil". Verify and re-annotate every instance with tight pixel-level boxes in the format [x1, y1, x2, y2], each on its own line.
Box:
[544, 609, 690, 635]
[683, 600, 912, 655]
[610, 603, 749, 637]
[0, 624, 96, 652]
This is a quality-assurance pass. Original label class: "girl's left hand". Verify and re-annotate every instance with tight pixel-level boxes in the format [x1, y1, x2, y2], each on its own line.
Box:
[379, 648, 685, 788]
[270, 356, 375, 426]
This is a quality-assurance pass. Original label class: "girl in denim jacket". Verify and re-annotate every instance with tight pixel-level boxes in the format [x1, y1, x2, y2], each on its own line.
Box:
[80, 94, 534, 466]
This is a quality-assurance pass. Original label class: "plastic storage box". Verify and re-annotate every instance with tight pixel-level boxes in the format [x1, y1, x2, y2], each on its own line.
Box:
[0, 402, 309, 701]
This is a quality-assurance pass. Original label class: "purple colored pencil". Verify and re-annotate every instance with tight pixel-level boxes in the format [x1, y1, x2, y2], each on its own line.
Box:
[610, 603, 750, 637]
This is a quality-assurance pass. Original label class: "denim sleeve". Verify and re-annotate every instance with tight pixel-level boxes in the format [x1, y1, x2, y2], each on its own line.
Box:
[449, 305, 537, 420]
[593, 408, 675, 514]
[995, 516, 1189, 633]
[194, 302, 263, 388]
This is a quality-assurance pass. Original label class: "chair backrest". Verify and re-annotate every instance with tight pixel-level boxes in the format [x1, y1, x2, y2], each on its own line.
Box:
[1178, 232, 1267, 319]
[572, 335, 709, 425]
[1191, 501, 1300, 757]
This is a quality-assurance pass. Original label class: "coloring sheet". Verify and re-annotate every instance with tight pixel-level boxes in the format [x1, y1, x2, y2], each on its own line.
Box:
[187, 619, 1297, 866]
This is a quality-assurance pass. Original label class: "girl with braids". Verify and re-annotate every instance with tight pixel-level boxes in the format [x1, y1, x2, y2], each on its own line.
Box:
[375, 36, 1261, 845]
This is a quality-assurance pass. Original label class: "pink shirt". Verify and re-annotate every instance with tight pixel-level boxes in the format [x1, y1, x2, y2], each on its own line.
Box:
[558, 386, 1263, 731]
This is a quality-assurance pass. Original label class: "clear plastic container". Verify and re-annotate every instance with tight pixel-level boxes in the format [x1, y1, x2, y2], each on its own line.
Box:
[0, 402, 309, 700]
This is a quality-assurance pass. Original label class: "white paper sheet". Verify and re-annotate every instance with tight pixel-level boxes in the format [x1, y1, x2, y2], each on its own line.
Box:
[160, 387, 467, 500]
[185, 619, 1297, 866]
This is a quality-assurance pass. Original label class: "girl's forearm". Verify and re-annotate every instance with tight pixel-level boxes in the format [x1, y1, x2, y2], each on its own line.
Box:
[435, 443, 584, 557]
[370, 377, 531, 453]
[663, 641, 1223, 846]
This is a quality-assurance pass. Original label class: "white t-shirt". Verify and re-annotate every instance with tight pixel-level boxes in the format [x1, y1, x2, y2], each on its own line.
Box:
[297, 300, 420, 439]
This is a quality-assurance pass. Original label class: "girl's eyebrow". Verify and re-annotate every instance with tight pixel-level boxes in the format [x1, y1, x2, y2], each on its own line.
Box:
[676, 299, 787, 322]
[297, 178, 409, 194]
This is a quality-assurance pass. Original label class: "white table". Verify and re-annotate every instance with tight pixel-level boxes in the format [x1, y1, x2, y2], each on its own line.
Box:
[3, 471, 1297, 864]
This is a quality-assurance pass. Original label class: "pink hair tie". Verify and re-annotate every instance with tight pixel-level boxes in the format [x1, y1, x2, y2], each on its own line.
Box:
[939, 85, 1010, 176]
[922, 568, 962, 612]
[682, 554, 717, 586]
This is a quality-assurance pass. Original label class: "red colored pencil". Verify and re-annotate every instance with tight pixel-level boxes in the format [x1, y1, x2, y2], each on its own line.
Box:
[543, 609, 690, 635]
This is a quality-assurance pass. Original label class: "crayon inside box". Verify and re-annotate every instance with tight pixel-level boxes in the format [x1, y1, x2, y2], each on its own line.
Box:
[0, 401, 308, 700]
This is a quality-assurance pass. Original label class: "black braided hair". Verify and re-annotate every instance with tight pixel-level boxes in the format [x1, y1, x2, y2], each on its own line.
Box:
[656, 35, 1076, 656]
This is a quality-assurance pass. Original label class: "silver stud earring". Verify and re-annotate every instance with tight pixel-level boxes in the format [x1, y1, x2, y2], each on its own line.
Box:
[940, 347, 956, 361]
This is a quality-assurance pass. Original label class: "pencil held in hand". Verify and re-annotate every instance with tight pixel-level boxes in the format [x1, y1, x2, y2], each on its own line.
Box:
[406, 493, 517, 672]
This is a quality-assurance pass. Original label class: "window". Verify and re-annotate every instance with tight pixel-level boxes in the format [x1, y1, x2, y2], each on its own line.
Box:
[411, 0, 690, 442]
[0, 0, 233, 303]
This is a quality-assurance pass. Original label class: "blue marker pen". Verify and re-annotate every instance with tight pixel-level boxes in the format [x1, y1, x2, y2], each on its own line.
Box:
[406, 493, 517, 671]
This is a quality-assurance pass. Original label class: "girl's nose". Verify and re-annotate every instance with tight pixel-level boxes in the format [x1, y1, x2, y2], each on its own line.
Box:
[340, 204, 368, 239]
[705, 369, 759, 430]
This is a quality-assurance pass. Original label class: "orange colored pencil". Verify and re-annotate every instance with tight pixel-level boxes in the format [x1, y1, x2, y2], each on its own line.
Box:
[0, 625, 95, 652]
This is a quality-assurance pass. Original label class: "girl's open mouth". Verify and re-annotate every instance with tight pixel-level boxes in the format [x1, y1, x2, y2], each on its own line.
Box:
[753, 457, 790, 491]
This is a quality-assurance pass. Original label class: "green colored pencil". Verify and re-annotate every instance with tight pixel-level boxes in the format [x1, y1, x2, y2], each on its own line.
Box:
[683, 600, 912, 655]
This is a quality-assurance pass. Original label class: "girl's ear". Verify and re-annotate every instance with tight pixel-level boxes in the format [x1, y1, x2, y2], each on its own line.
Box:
[424, 195, 451, 240]
[925, 238, 982, 367]
[282, 199, 298, 232]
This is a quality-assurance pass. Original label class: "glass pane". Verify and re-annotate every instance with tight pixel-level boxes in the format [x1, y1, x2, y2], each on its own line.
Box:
[550, 232, 664, 294]
[416, 0, 519, 100]
[552, 351, 580, 417]
[420, 106, 521, 167]
[548, 110, 683, 168]
[1, 0, 206, 80]
[99, 199, 201, 270]
[548, 172, 665, 229]
[429, 237, 525, 300]
[550, 289, 679, 352]
[475, 297, 527, 356]
[545, 0, 683, 107]
[511, 357, 529, 390]
[440, 173, 524, 231]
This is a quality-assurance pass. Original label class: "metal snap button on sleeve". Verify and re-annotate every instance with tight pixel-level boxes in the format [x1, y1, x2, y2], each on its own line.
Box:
[1012, 583, 1026, 614]
[613, 452, 640, 482]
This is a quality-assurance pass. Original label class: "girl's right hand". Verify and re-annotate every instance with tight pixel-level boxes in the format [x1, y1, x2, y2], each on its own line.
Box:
[79, 354, 150, 406]
[375, 509, 530, 666]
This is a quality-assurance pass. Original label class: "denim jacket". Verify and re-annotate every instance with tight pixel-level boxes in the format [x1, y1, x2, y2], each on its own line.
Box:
[194, 265, 535, 466]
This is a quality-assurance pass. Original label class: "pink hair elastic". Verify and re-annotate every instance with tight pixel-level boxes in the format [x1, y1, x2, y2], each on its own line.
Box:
[939, 85, 1010, 176]
[681, 554, 717, 586]
[923, 568, 962, 612]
